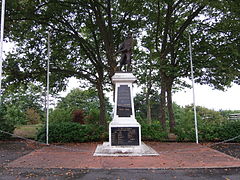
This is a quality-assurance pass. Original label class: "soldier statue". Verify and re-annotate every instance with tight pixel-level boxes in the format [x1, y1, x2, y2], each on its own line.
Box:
[115, 33, 133, 72]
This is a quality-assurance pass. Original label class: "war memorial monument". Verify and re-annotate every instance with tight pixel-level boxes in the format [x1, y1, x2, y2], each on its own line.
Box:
[94, 34, 158, 156]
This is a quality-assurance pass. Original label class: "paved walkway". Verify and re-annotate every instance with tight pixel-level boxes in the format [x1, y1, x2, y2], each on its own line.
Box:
[7, 142, 240, 169]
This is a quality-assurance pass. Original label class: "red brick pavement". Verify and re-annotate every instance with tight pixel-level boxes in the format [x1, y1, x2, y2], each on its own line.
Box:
[7, 142, 240, 169]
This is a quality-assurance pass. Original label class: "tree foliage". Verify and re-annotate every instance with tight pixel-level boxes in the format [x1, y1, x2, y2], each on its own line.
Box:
[133, 0, 240, 132]
[56, 88, 112, 113]
[1, 83, 45, 126]
[3, 0, 146, 125]
[2, 0, 240, 129]
[0, 103, 15, 139]
[174, 104, 240, 142]
[134, 91, 161, 123]
[50, 88, 112, 124]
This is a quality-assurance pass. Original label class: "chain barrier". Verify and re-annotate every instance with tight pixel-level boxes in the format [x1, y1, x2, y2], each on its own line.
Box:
[0, 129, 47, 146]
[1, 129, 240, 155]
[206, 134, 240, 147]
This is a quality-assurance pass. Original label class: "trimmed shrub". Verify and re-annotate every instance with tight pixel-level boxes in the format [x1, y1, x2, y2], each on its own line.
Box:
[198, 123, 220, 142]
[141, 123, 168, 141]
[36, 122, 107, 143]
[72, 109, 85, 124]
[0, 106, 15, 140]
[173, 105, 240, 142]
[174, 109, 200, 141]
[85, 108, 100, 124]
[0, 122, 15, 140]
[197, 121, 240, 142]
[49, 108, 72, 123]
[176, 118, 240, 142]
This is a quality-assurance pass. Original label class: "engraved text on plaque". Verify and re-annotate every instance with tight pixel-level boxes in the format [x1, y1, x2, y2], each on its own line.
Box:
[117, 85, 132, 117]
[111, 127, 139, 146]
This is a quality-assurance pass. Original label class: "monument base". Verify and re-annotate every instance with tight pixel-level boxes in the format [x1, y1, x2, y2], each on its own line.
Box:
[93, 142, 159, 156]
[94, 72, 158, 157]
[110, 122, 141, 146]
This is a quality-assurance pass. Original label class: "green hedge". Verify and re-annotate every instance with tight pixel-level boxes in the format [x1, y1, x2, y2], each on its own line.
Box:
[37, 122, 107, 143]
[0, 122, 15, 140]
[37, 121, 240, 143]
[0, 105, 15, 140]
[141, 123, 167, 141]
[200, 121, 240, 142]
[37, 122, 169, 143]
[175, 121, 240, 142]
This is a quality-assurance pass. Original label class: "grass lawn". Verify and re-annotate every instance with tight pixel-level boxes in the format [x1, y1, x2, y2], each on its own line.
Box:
[14, 124, 43, 139]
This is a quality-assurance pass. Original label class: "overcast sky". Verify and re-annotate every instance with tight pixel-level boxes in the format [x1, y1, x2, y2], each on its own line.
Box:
[173, 83, 240, 110]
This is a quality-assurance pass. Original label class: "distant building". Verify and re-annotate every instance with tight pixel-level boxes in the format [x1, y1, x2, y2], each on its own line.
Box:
[228, 113, 240, 120]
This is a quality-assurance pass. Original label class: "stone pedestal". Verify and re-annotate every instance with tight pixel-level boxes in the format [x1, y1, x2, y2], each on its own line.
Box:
[94, 72, 158, 156]
[110, 72, 141, 147]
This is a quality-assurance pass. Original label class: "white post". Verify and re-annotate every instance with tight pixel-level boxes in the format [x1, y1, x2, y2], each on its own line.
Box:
[189, 33, 199, 144]
[46, 31, 50, 145]
[0, 0, 6, 104]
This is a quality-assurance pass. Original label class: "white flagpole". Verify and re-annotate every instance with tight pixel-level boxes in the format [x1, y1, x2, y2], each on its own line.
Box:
[189, 33, 199, 144]
[46, 31, 50, 145]
[0, 0, 6, 104]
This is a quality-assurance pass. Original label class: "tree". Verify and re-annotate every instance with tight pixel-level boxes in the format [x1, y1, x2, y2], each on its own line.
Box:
[25, 108, 41, 125]
[3, 83, 45, 112]
[1, 83, 45, 126]
[141, 0, 206, 132]
[185, 105, 225, 124]
[135, 47, 160, 124]
[134, 91, 161, 123]
[136, 0, 240, 132]
[3, 0, 145, 126]
[3, 0, 240, 130]
[56, 88, 112, 113]
[50, 88, 112, 124]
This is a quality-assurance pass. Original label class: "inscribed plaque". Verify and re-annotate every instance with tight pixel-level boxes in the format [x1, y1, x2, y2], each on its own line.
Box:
[117, 85, 132, 117]
[111, 127, 139, 146]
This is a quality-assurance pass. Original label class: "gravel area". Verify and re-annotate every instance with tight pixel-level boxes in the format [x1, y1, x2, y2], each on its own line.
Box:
[211, 143, 240, 159]
[0, 140, 38, 167]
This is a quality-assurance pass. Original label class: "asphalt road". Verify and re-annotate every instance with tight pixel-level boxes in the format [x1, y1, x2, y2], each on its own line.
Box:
[1, 140, 240, 180]
[1, 167, 240, 180]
